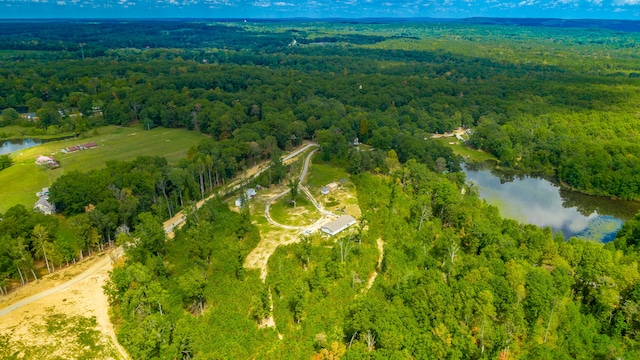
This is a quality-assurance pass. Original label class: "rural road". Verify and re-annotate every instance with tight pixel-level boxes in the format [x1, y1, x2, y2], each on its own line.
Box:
[164, 141, 318, 237]
[0, 141, 319, 318]
[0, 141, 319, 360]
[261, 145, 339, 241]
[0, 249, 122, 317]
[263, 147, 333, 231]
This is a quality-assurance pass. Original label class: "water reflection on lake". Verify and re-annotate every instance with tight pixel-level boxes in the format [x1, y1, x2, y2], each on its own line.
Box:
[463, 163, 640, 242]
[0, 138, 42, 155]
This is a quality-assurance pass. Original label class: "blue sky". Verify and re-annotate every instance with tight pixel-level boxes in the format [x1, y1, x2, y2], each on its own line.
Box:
[0, 0, 639, 19]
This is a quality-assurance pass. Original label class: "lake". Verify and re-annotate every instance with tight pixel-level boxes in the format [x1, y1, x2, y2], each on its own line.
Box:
[463, 163, 640, 242]
[0, 138, 42, 155]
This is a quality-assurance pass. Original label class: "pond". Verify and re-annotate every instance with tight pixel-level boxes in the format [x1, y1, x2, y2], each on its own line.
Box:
[463, 162, 640, 242]
[0, 138, 42, 155]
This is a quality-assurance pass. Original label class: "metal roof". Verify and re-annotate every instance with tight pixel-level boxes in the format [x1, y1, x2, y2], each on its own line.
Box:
[321, 215, 356, 235]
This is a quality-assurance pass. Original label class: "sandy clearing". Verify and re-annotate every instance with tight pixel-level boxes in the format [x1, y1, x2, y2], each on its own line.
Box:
[0, 248, 129, 359]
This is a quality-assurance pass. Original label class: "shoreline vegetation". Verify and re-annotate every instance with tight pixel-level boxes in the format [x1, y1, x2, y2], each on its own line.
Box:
[442, 137, 640, 203]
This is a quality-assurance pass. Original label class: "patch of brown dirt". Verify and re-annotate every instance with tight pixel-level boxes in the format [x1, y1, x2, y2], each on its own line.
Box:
[0, 250, 129, 359]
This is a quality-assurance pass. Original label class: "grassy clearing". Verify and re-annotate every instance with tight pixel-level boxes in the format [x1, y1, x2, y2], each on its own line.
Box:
[306, 158, 361, 218]
[0, 125, 205, 213]
[269, 196, 320, 227]
[306, 159, 350, 190]
[432, 137, 497, 163]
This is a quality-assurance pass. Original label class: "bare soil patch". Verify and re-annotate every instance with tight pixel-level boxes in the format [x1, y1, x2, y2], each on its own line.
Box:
[0, 251, 128, 359]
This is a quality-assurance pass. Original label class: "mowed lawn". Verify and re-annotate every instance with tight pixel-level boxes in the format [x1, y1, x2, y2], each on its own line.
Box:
[306, 158, 349, 190]
[0, 125, 206, 213]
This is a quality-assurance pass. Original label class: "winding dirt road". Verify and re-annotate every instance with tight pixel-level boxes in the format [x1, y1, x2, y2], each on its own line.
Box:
[0, 142, 319, 359]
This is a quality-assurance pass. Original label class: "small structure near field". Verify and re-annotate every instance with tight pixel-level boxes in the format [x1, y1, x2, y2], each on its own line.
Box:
[35, 155, 59, 168]
[321, 215, 356, 236]
[320, 182, 339, 195]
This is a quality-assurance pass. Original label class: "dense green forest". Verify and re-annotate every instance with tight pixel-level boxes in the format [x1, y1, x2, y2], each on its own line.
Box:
[1, 19, 639, 198]
[103, 159, 640, 359]
[1, 19, 640, 358]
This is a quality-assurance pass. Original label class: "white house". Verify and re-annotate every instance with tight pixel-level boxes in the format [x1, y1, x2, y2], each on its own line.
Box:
[33, 197, 55, 215]
[321, 215, 356, 236]
[35, 156, 59, 168]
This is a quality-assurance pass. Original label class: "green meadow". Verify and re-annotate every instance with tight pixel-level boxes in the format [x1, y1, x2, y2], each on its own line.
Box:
[306, 158, 349, 190]
[432, 137, 497, 163]
[0, 125, 205, 213]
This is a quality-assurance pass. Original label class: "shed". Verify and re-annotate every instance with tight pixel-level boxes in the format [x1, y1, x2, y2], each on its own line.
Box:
[326, 182, 339, 192]
[246, 188, 257, 198]
[235, 197, 244, 207]
[320, 187, 330, 195]
[321, 215, 356, 236]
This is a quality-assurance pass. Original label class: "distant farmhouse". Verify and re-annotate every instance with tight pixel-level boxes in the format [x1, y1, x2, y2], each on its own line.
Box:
[33, 187, 55, 215]
[21, 113, 38, 122]
[321, 215, 356, 236]
[35, 155, 59, 169]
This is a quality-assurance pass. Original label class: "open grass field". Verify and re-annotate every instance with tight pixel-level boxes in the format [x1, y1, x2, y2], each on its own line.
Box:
[306, 158, 361, 218]
[432, 138, 497, 163]
[0, 125, 206, 213]
[269, 196, 321, 227]
[306, 158, 349, 190]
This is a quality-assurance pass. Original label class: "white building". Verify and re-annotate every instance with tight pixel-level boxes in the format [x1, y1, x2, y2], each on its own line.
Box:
[321, 215, 356, 236]
[33, 197, 55, 215]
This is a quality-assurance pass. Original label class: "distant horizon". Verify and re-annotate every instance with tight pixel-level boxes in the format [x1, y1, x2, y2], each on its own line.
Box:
[0, 16, 639, 21]
[0, 0, 639, 21]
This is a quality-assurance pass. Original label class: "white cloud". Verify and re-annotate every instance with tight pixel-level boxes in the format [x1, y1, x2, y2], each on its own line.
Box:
[613, 0, 640, 4]
[273, 1, 294, 5]
[518, 0, 536, 5]
[253, 0, 270, 6]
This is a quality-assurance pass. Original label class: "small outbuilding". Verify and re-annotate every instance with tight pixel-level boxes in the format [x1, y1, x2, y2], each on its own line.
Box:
[326, 182, 339, 192]
[246, 188, 257, 198]
[235, 197, 244, 207]
[321, 215, 356, 236]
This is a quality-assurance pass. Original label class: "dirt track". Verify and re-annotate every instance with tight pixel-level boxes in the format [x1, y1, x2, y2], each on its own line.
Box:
[0, 143, 320, 359]
[0, 249, 129, 359]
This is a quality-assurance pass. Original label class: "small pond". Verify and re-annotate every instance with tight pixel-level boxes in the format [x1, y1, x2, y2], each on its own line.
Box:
[463, 162, 640, 242]
[0, 138, 42, 155]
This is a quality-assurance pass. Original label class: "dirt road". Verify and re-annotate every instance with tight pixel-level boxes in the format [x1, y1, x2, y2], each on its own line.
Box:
[245, 146, 338, 280]
[163, 142, 318, 238]
[0, 142, 319, 359]
[0, 249, 129, 359]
